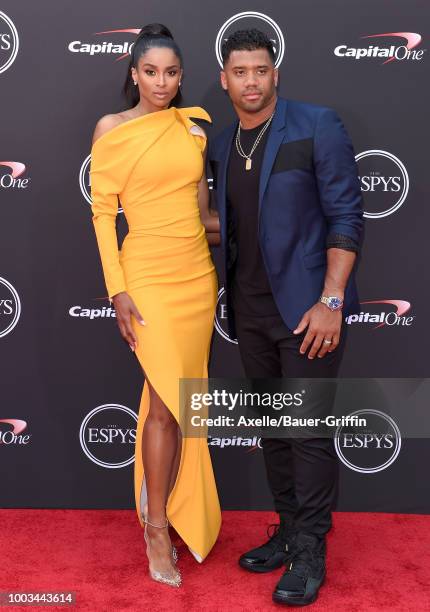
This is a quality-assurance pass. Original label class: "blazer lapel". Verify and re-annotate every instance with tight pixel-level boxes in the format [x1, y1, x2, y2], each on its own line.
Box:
[258, 98, 288, 216]
[217, 121, 237, 242]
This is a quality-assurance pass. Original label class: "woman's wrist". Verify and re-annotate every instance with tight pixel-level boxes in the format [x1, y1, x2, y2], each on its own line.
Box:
[109, 291, 127, 303]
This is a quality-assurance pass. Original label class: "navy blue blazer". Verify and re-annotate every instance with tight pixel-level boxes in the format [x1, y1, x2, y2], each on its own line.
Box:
[208, 96, 364, 339]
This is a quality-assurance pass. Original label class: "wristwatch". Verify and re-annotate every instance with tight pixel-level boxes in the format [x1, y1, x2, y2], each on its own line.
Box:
[319, 295, 344, 311]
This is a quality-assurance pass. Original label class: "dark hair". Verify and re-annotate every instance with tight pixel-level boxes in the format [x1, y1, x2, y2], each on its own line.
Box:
[221, 28, 276, 66]
[122, 23, 183, 108]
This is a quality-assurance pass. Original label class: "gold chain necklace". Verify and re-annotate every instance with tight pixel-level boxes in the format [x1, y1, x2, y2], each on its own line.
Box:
[235, 112, 275, 170]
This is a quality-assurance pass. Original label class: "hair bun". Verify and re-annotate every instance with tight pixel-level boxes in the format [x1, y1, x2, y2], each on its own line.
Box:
[137, 23, 173, 40]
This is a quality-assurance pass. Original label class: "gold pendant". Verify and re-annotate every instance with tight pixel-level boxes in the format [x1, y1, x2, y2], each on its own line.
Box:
[245, 158, 252, 170]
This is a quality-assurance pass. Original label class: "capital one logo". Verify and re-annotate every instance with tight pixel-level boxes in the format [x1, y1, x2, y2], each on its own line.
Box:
[334, 32, 425, 64]
[79, 155, 123, 213]
[208, 435, 262, 451]
[0, 277, 21, 338]
[345, 300, 414, 329]
[68, 28, 140, 60]
[215, 11, 285, 68]
[0, 419, 30, 445]
[215, 287, 237, 344]
[0, 161, 29, 189]
[0, 11, 19, 74]
[334, 409, 401, 473]
[79, 404, 137, 469]
[356, 150, 409, 219]
[69, 301, 116, 320]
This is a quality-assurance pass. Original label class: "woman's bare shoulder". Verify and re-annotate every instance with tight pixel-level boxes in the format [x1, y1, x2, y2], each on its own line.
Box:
[92, 112, 134, 144]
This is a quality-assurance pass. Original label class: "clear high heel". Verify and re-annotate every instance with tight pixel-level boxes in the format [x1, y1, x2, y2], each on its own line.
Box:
[143, 516, 182, 588]
[143, 504, 178, 564]
[172, 545, 178, 564]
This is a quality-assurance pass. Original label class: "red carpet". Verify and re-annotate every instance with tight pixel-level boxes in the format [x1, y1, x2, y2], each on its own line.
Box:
[1, 510, 429, 610]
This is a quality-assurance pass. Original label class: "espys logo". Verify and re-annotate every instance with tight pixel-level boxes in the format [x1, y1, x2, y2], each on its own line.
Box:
[356, 150, 409, 219]
[79, 404, 137, 469]
[0, 11, 19, 74]
[334, 32, 425, 64]
[215, 11, 285, 68]
[345, 300, 414, 329]
[0, 277, 21, 338]
[80, 155, 123, 213]
[79, 155, 92, 205]
[0, 161, 29, 189]
[68, 28, 140, 60]
[208, 436, 262, 451]
[334, 409, 401, 473]
[0, 419, 30, 445]
[69, 300, 116, 320]
[215, 287, 237, 344]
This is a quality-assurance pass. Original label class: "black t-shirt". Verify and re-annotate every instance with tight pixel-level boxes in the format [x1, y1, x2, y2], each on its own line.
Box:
[226, 119, 280, 316]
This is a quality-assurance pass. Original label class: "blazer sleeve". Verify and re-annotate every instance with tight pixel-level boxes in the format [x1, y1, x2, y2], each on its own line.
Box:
[90, 139, 128, 301]
[313, 108, 364, 244]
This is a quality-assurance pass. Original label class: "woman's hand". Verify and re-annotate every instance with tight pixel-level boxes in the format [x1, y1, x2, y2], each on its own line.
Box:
[206, 232, 221, 246]
[111, 292, 145, 351]
[198, 184, 220, 244]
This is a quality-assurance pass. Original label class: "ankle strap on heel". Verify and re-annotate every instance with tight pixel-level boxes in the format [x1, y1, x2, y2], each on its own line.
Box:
[143, 516, 169, 529]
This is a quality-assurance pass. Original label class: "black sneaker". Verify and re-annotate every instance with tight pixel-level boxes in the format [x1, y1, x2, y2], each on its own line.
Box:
[239, 517, 296, 573]
[272, 532, 326, 606]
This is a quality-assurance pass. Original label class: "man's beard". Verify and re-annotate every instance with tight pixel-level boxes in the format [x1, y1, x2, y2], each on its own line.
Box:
[237, 89, 275, 113]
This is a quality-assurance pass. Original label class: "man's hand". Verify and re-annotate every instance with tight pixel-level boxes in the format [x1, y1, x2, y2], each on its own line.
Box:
[293, 303, 342, 359]
[111, 292, 145, 352]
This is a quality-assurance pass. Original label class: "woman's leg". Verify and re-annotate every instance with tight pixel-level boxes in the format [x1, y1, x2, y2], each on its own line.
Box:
[142, 378, 179, 574]
[168, 427, 183, 496]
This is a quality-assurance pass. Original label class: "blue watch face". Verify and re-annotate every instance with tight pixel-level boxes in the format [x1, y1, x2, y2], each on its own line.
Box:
[328, 297, 343, 309]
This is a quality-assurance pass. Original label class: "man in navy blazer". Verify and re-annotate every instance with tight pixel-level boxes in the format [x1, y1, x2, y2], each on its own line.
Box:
[208, 29, 364, 606]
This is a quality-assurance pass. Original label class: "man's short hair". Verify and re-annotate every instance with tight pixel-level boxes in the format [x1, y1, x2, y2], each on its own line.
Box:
[221, 29, 276, 66]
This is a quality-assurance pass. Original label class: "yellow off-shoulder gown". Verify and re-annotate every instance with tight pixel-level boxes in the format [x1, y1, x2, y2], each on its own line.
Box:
[90, 106, 221, 562]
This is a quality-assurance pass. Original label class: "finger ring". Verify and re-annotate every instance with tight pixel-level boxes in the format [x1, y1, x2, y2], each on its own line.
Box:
[323, 339, 332, 345]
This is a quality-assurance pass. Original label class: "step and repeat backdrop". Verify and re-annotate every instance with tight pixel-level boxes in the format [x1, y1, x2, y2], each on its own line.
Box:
[1, 1, 429, 513]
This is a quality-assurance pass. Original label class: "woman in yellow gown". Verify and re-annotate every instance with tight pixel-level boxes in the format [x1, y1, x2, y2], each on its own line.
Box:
[90, 24, 221, 587]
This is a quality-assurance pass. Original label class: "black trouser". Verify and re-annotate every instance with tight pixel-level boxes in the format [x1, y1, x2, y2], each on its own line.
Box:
[234, 309, 347, 538]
